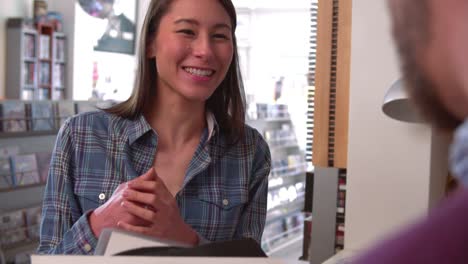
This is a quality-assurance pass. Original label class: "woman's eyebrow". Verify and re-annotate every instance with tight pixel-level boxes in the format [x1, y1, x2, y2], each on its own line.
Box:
[174, 18, 231, 30]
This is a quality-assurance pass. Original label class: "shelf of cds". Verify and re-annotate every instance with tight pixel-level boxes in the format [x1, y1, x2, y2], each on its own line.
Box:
[246, 103, 307, 256]
[6, 18, 67, 101]
[0, 142, 48, 263]
[0, 205, 42, 264]
[0, 143, 51, 263]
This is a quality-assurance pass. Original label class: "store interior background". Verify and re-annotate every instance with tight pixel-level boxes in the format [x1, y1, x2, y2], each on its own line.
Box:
[0, 0, 311, 262]
[0, 0, 311, 153]
[0, 0, 453, 263]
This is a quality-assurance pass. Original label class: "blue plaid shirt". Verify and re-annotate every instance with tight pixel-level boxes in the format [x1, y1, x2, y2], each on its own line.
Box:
[38, 110, 271, 255]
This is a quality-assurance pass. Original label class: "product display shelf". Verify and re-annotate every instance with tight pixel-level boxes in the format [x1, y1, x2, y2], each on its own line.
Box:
[0, 130, 60, 139]
[1, 239, 39, 264]
[265, 195, 305, 226]
[0, 130, 54, 264]
[264, 224, 304, 257]
[246, 103, 307, 258]
[268, 173, 305, 193]
[6, 18, 67, 100]
[0, 182, 46, 194]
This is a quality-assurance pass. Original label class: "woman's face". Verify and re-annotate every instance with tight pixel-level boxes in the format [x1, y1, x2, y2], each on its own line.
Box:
[148, 0, 234, 104]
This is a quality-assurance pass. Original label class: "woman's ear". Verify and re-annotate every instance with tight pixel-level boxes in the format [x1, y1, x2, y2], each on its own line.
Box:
[146, 36, 157, 58]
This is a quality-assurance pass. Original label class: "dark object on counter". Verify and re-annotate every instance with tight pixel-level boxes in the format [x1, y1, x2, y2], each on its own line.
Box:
[115, 238, 267, 257]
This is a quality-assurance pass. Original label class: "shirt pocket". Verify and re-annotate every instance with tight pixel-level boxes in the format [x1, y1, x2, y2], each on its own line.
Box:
[74, 191, 102, 213]
[198, 190, 248, 210]
[73, 178, 121, 213]
[196, 188, 248, 240]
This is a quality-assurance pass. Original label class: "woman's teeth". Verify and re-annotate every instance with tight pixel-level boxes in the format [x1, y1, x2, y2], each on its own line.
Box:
[183, 67, 214, 77]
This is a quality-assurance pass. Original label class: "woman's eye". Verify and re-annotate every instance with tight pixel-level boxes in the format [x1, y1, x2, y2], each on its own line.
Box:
[177, 29, 195, 36]
[213, 34, 230, 40]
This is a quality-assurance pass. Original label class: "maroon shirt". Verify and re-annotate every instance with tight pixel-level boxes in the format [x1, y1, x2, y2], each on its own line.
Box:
[353, 189, 468, 264]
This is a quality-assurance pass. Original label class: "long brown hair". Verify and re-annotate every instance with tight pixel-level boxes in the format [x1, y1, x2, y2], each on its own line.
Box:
[105, 0, 245, 144]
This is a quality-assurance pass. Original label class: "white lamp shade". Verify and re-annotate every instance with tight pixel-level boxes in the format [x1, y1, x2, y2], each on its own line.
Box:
[382, 78, 424, 123]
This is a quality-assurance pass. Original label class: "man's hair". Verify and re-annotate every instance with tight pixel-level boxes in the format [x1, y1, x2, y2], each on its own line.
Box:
[392, 0, 462, 130]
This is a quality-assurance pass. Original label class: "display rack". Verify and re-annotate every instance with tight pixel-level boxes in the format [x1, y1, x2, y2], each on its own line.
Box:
[6, 18, 67, 100]
[246, 103, 307, 257]
[0, 134, 54, 264]
[51, 32, 66, 100]
[6, 18, 38, 100]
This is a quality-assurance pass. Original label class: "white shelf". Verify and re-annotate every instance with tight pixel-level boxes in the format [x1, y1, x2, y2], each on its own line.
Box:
[247, 117, 291, 123]
[265, 232, 304, 257]
[2, 240, 38, 262]
[266, 196, 305, 226]
[270, 144, 299, 151]
[271, 162, 307, 174]
[271, 169, 306, 179]
[263, 224, 303, 246]
[0, 130, 58, 139]
[248, 105, 307, 261]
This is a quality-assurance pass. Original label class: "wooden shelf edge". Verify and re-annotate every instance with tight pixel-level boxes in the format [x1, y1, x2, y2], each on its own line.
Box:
[0, 130, 58, 139]
[2, 239, 39, 255]
[0, 183, 46, 193]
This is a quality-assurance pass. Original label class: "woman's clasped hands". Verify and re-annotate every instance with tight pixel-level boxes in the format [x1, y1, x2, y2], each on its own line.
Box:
[89, 168, 199, 245]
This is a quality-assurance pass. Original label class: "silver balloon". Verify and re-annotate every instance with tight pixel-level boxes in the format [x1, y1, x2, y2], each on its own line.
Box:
[78, 0, 115, 19]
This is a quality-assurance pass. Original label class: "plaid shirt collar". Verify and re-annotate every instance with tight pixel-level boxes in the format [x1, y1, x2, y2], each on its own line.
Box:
[127, 112, 219, 145]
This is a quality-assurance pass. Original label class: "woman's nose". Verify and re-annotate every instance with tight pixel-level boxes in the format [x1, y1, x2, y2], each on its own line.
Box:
[191, 36, 214, 60]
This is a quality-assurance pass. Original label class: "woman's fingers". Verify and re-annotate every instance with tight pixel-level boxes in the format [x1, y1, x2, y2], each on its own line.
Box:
[128, 171, 172, 200]
[122, 189, 162, 209]
[117, 221, 153, 236]
[131, 171, 173, 201]
[128, 167, 156, 186]
[141, 167, 157, 180]
[128, 180, 157, 192]
[121, 200, 159, 223]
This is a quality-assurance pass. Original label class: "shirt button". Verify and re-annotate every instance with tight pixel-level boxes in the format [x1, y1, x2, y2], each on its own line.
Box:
[84, 243, 92, 252]
[98, 193, 106, 200]
[222, 199, 229, 206]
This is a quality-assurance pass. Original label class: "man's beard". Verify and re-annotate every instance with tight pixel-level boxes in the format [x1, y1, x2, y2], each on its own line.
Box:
[392, 0, 462, 130]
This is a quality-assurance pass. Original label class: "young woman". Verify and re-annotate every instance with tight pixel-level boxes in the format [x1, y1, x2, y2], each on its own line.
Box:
[38, 0, 271, 255]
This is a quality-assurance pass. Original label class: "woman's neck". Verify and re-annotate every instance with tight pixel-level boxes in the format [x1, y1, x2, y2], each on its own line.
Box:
[144, 96, 206, 151]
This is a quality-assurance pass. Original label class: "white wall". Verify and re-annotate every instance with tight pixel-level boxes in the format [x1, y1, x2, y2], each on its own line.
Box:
[344, 0, 440, 251]
[0, 0, 33, 98]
